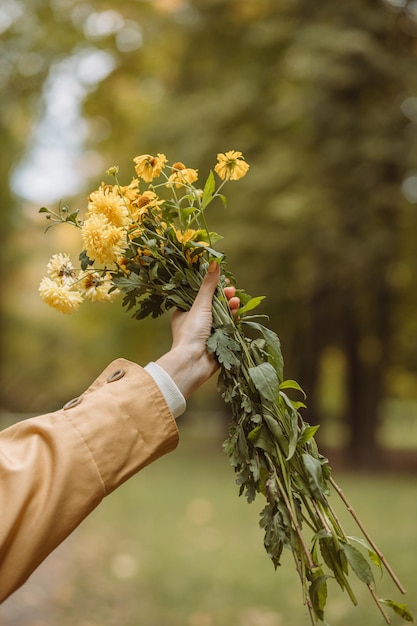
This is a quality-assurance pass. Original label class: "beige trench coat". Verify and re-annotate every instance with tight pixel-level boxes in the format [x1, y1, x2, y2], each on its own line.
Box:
[0, 358, 179, 602]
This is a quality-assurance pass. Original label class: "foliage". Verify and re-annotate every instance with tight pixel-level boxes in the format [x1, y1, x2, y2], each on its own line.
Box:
[40, 154, 413, 625]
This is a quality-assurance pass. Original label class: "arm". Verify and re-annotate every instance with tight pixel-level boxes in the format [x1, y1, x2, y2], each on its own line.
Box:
[0, 262, 239, 602]
[0, 360, 179, 602]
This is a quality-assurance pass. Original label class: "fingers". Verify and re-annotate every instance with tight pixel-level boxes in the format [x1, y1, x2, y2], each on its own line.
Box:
[223, 285, 240, 317]
[228, 296, 240, 316]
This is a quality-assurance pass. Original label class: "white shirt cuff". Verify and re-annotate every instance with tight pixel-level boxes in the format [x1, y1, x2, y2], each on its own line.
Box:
[144, 362, 186, 419]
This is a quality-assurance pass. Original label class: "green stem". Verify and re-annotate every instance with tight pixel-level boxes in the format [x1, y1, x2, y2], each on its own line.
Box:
[330, 477, 406, 594]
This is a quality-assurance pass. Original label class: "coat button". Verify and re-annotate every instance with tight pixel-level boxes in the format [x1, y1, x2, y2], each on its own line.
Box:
[107, 368, 126, 383]
[63, 396, 82, 410]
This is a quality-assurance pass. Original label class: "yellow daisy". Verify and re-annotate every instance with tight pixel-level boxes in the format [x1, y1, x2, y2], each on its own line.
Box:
[131, 190, 164, 222]
[133, 153, 167, 182]
[214, 150, 250, 181]
[167, 162, 198, 188]
[174, 228, 199, 245]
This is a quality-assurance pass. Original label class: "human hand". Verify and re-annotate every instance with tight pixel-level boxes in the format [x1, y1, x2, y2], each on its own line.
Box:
[155, 262, 240, 398]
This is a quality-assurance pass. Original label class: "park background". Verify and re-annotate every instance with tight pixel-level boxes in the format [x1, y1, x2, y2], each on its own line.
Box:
[1, 0, 417, 624]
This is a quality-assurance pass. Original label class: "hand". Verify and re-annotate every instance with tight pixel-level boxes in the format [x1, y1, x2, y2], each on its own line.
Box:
[155, 262, 240, 398]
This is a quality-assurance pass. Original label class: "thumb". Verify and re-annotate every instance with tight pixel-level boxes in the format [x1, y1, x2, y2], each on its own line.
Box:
[191, 261, 220, 311]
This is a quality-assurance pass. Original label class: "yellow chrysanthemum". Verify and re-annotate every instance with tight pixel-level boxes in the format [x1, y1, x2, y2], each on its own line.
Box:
[81, 213, 128, 265]
[39, 277, 83, 314]
[88, 184, 130, 227]
[133, 153, 167, 182]
[79, 271, 120, 303]
[46, 253, 76, 285]
[167, 162, 198, 188]
[214, 150, 250, 181]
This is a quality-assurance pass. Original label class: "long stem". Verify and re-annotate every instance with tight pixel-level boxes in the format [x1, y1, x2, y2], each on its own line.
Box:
[265, 454, 315, 571]
[368, 584, 392, 624]
[330, 476, 406, 594]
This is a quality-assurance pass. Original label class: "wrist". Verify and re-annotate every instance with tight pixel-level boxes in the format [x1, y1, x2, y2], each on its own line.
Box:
[155, 345, 213, 399]
[144, 362, 186, 418]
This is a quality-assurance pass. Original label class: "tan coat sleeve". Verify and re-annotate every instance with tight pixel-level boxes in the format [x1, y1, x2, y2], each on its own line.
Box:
[0, 358, 179, 602]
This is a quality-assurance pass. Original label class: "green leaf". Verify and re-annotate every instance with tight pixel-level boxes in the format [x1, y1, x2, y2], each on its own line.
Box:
[237, 296, 265, 315]
[79, 249, 94, 271]
[248, 424, 277, 456]
[207, 328, 241, 370]
[241, 321, 284, 381]
[114, 273, 143, 290]
[298, 424, 321, 446]
[380, 599, 415, 622]
[308, 572, 329, 621]
[184, 268, 202, 290]
[340, 542, 374, 585]
[279, 379, 306, 398]
[302, 453, 327, 504]
[218, 193, 227, 207]
[347, 536, 382, 570]
[263, 413, 289, 457]
[249, 362, 280, 402]
[202, 170, 215, 208]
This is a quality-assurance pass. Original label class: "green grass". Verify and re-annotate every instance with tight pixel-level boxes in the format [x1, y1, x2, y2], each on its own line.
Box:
[42, 436, 417, 626]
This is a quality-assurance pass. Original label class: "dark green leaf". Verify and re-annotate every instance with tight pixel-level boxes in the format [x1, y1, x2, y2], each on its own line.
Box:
[302, 453, 327, 504]
[249, 362, 280, 402]
[114, 272, 143, 291]
[207, 328, 241, 370]
[298, 424, 321, 446]
[340, 542, 374, 585]
[263, 413, 289, 457]
[248, 424, 277, 456]
[79, 249, 94, 271]
[241, 321, 284, 381]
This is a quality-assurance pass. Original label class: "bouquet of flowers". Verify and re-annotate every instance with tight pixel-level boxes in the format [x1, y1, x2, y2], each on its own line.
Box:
[39, 151, 412, 625]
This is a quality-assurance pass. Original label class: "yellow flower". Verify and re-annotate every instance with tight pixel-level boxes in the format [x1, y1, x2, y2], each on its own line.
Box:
[88, 184, 130, 227]
[167, 162, 198, 188]
[174, 228, 199, 245]
[133, 153, 167, 182]
[214, 150, 250, 181]
[119, 178, 141, 206]
[46, 253, 76, 285]
[39, 277, 83, 314]
[131, 190, 164, 222]
[79, 271, 120, 303]
[81, 213, 128, 265]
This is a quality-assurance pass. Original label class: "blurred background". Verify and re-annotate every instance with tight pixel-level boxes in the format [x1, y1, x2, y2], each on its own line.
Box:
[1, 0, 417, 624]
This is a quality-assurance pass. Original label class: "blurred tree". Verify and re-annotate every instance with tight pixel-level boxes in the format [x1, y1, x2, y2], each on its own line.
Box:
[3, 0, 417, 469]
[0, 0, 81, 408]
[86, 0, 417, 466]
[0, 0, 162, 411]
